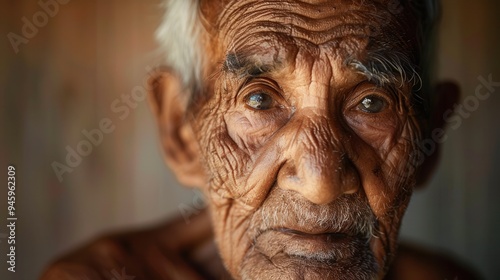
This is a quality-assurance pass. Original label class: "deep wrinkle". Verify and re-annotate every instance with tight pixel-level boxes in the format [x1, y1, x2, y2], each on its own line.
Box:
[193, 1, 423, 279]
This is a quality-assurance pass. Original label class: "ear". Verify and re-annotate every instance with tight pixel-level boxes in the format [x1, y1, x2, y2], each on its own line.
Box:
[148, 69, 206, 188]
[415, 81, 460, 188]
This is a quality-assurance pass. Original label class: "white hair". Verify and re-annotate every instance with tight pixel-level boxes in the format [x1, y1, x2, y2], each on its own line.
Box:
[156, 0, 203, 91]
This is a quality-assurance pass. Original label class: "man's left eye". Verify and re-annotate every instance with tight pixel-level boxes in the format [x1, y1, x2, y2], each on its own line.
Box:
[245, 92, 274, 110]
[357, 95, 386, 113]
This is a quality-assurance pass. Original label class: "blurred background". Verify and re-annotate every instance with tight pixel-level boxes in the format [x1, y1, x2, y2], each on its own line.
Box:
[0, 0, 499, 279]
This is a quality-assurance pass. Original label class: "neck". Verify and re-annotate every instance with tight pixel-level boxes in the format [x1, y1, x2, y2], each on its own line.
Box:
[181, 209, 232, 279]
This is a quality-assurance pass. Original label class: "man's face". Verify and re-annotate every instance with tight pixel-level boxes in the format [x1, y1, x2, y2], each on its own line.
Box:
[190, 0, 421, 279]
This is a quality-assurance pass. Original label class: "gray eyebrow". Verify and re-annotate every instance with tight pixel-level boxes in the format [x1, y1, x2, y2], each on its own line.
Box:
[222, 48, 421, 99]
[222, 52, 280, 78]
[223, 52, 245, 73]
[346, 50, 422, 90]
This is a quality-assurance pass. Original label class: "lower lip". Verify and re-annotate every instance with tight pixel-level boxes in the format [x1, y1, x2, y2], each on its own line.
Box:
[255, 229, 362, 261]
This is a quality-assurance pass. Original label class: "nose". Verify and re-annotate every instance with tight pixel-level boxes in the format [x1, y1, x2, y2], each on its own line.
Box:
[277, 113, 360, 205]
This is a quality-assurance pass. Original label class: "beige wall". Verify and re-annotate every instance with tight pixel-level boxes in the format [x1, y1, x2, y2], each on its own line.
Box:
[0, 0, 499, 279]
[1, 1, 194, 279]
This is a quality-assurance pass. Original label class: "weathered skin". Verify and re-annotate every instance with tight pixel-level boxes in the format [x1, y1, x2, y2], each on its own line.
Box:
[194, 0, 419, 279]
[41, 1, 478, 279]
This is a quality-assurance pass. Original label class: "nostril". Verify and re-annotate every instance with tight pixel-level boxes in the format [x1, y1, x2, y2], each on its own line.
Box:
[340, 160, 361, 195]
[277, 162, 301, 188]
[281, 163, 297, 178]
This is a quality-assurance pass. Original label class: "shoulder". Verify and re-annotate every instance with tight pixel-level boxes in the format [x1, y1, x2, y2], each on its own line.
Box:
[41, 210, 215, 280]
[386, 242, 482, 280]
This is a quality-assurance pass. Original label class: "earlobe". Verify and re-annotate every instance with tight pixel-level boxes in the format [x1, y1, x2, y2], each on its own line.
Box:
[415, 81, 460, 188]
[148, 69, 206, 188]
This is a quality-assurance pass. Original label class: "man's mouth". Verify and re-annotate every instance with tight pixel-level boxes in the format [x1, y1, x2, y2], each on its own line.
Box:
[276, 228, 349, 241]
[254, 227, 367, 262]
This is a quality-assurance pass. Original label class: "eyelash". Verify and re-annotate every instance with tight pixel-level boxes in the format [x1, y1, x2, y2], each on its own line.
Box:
[237, 79, 284, 104]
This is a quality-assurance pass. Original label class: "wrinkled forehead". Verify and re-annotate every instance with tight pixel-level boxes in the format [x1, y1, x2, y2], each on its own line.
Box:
[202, 0, 418, 67]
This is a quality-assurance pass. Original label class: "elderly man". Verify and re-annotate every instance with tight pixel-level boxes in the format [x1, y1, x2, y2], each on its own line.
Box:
[42, 0, 478, 279]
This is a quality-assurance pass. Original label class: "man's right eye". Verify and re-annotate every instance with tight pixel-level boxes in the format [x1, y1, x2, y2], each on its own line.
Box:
[245, 92, 274, 110]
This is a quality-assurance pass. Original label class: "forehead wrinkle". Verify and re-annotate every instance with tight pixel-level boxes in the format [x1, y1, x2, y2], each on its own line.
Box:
[215, 0, 401, 76]
[217, 0, 388, 47]
[309, 53, 343, 87]
[215, 0, 416, 94]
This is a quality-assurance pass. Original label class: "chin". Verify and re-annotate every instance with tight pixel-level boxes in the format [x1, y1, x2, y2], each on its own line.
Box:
[236, 206, 381, 279]
[239, 241, 378, 280]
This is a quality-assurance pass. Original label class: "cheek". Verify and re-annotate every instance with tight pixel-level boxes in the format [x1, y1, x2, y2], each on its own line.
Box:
[345, 113, 417, 220]
[381, 116, 422, 186]
[224, 109, 288, 152]
[193, 96, 277, 203]
[352, 118, 418, 272]
[193, 101, 264, 276]
[193, 97, 246, 192]
[344, 112, 401, 155]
